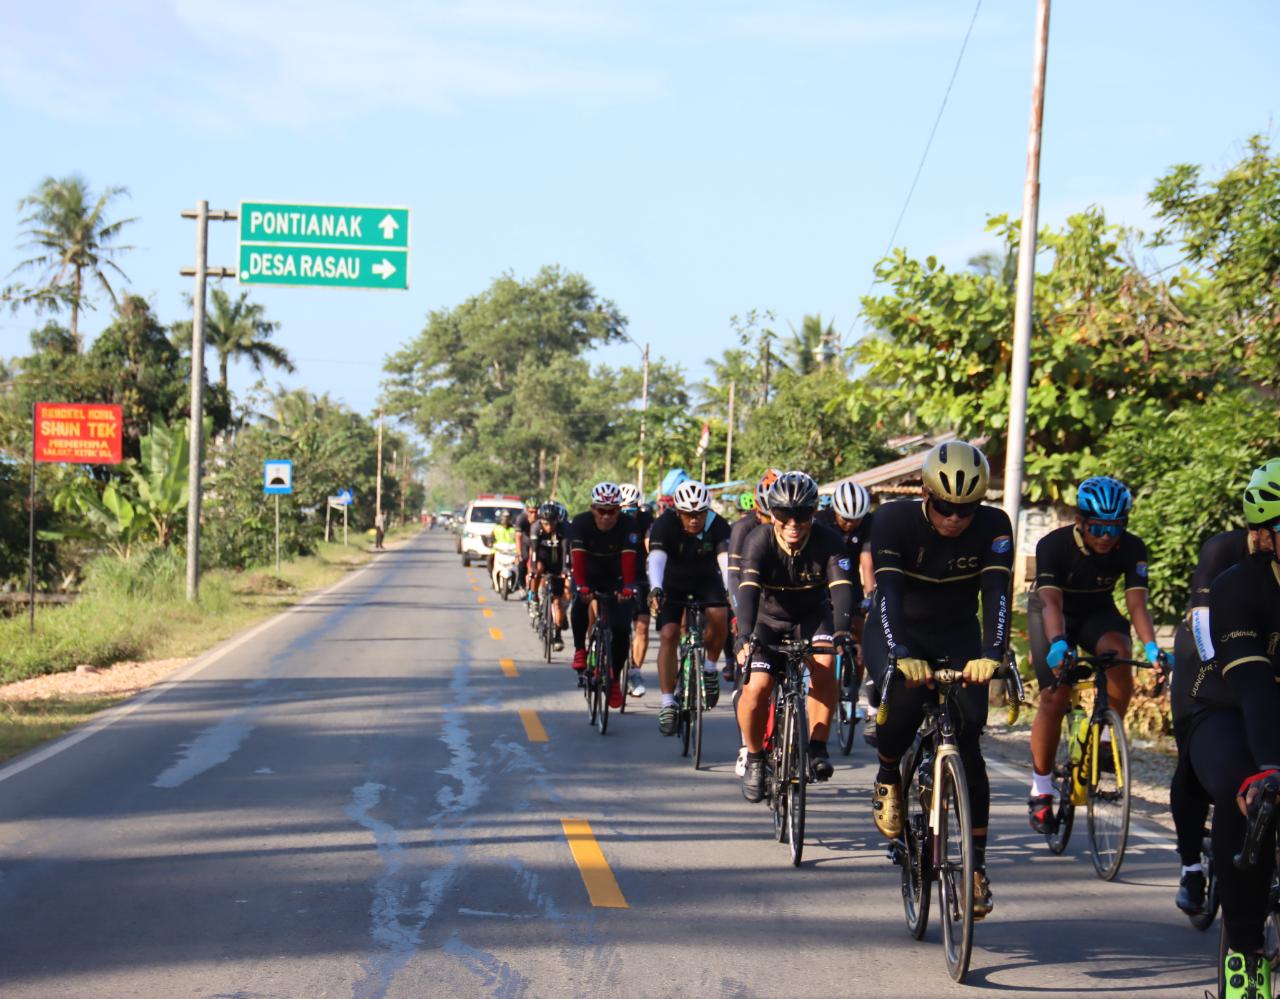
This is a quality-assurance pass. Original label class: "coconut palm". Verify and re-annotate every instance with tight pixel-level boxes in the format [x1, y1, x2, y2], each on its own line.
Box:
[8, 175, 136, 347]
[785, 314, 840, 375]
[204, 288, 295, 392]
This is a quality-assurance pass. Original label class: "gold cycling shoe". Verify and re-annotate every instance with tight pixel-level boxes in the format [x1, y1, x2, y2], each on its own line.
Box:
[873, 781, 903, 838]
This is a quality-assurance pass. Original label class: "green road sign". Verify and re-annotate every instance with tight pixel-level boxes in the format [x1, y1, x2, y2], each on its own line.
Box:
[238, 201, 410, 290]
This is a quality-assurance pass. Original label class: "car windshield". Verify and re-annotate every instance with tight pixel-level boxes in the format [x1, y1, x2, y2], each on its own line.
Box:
[469, 506, 521, 524]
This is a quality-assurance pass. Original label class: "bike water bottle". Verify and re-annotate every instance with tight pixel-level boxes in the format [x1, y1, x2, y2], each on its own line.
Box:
[1069, 707, 1086, 764]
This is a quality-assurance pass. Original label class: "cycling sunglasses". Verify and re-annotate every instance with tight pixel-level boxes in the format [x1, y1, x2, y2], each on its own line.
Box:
[592, 505, 620, 516]
[772, 507, 814, 524]
[931, 497, 980, 519]
[1084, 519, 1126, 539]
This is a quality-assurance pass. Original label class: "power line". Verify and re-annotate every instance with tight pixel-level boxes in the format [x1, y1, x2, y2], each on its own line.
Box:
[854, 0, 984, 330]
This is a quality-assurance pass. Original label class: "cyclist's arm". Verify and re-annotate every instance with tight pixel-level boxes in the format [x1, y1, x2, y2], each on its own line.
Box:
[620, 538, 637, 589]
[825, 545, 859, 634]
[569, 529, 589, 590]
[1121, 536, 1157, 647]
[1037, 586, 1067, 641]
[858, 550, 875, 598]
[977, 511, 1015, 657]
[1124, 587, 1158, 648]
[869, 512, 908, 650]
[647, 549, 667, 590]
[717, 551, 730, 593]
[736, 529, 767, 636]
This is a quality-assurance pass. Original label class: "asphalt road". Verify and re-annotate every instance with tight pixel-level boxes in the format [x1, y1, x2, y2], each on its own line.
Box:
[0, 531, 1220, 997]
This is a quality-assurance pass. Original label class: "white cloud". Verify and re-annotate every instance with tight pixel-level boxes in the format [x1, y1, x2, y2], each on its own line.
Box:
[0, 0, 662, 129]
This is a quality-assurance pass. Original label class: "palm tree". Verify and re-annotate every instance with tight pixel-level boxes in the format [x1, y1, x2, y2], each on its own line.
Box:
[9, 175, 136, 347]
[204, 288, 295, 392]
[785, 314, 840, 375]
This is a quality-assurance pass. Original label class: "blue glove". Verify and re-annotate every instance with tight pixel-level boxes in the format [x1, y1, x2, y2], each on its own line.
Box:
[1144, 641, 1161, 665]
[1046, 637, 1070, 670]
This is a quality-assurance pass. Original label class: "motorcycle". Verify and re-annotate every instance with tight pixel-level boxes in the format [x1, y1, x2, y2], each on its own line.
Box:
[490, 540, 520, 599]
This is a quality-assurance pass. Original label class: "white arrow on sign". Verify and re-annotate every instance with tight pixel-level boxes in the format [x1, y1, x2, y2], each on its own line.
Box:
[372, 258, 397, 281]
[378, 214, 399, 240]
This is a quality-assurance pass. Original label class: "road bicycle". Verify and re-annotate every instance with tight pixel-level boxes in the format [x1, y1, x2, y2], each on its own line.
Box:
[667, 598, 709, 769]
[1043, 651, 1159, 881]
[582, 593, 621, 736]
[757, 638, 828, 868]
[535, 574, 562, 663]
[834, 635, 861, 756]
[882, 654, 1023, 983]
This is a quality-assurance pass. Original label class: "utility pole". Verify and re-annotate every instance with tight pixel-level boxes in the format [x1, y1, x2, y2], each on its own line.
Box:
[179, 201, 236, 602]
[725, 381, 736, 485]
[375, 408, 384, 524]
[1002, 0, 1051, 541]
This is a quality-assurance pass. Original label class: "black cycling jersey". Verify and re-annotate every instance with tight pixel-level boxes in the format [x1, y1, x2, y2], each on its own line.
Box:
[648, 509, 730, 585]
[736, 521, 858, 635]
[814, 508, 875, 560]
[1033, 525, 1149, 618]
[568, 511, 639, 591]
[529, 521, 568, 572]
[1193, 554, 1280, 754]
[1188, 529, 1249, 611]
[870, 498, 1013, 659]
[726, 513, 768, 607]
[626, 506, 654, 543]
[515, 511, 536, 538]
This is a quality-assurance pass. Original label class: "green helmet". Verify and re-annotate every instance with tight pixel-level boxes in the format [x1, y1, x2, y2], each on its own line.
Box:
[1243, 459, 1280, 527]
[739, 492, 756, 512]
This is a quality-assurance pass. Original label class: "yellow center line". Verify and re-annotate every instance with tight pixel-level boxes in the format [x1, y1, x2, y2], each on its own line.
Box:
[483, 608, 494, 618]
[500, 658, 517, 677]
[489, 627, 504, 641]
[471, 585, 482, 592]
[476, 595, 487, 603]
[518, 708, 548, 742]
[560, 819, 628, 909]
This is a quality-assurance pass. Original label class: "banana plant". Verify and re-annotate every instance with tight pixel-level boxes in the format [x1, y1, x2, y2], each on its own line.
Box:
[130, 417, 194, 547]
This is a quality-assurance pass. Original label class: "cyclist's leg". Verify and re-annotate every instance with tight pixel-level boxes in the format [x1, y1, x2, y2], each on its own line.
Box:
[1084, 606, 1136, 717]
[569, 589, 590, 669]
[1029, 590, 1073, 781]
[1189, 706, 1275, 955]
[654, 604, 682, 695]
[737, 622, 783, 753]
[803, 609, 836, 744]
[608, 594, 634, 679]
[631, 582, 650, 669]
[863, 614, 928, 777]
[704, 604, 729, 668]
[1170, 622, 1212, 869]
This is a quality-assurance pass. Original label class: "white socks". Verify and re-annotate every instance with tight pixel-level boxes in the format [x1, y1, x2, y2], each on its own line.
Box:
[660, 693, 677, 708]
[705, 655, 720, 676]
[1183, 863, 1203, 875]
[1031, 771, 1055, 798]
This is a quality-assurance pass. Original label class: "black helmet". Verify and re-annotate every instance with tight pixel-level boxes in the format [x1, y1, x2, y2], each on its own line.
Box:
[538, 501, 562, 524]
[766, 471, 819, 511]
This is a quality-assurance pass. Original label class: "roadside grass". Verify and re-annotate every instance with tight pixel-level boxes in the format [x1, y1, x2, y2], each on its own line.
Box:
[0, 696, 128, 762]
[0, 526, 419, 685]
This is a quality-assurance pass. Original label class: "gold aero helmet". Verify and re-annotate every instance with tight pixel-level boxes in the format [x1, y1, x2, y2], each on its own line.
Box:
[921, 441, 990, 503]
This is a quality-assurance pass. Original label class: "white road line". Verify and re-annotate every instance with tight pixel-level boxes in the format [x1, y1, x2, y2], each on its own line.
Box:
[0, 548, 389, 786]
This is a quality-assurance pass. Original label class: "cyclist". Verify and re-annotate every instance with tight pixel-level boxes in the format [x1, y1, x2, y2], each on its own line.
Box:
[1186, 461, 1280, 997]
[1026, 476, 1168, 835]
[515, 498, 539, 597]
[648, 479, 731, 735]
[736, 471, 859, 800]
[621, 483, 652, 698]
[865, 441, 1012, 920]
[817, 480, 877, 599]
[529, 501, 570, 651]
[1169, 519, 1253, 916]
[568, 482, 639, 710]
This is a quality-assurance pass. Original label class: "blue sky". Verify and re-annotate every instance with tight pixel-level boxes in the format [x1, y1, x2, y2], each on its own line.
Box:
[1, 0, 1276, 419]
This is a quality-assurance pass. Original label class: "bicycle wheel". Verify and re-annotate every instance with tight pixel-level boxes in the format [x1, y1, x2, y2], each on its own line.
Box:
[900, 735, 932, 939]
[769, 694, 787, 844]
[595, 629, 612, 736]
[584, 634, 598, 726]
[787, 695, 808, 867]
[678, 649, 693, 758]
[937, 752, 975, 983]
[1047, 714, 1076, 855]
[1086, 709, 1130, 881]
[542, 596, 554, 663]
[837, 661, 856, 756]
[691, 641, 706, 771]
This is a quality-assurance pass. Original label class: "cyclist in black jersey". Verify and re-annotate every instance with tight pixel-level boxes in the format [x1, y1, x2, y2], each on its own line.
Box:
[864, 441, 1011, 920]
[529, 502, 570, 651]
[1186, 460, 1280, 996]
[568, 482, 639, 709]
[816, 479, 877, 600]
[1026, 476, 1168, 834]
[648, 480, 731, 735]
[1168, 527, 1251, 916]
[735, 472, 859, 801]
[726, 469, 780, 616]
[621, 483, 652, 698]
[515, 499, 539, 595]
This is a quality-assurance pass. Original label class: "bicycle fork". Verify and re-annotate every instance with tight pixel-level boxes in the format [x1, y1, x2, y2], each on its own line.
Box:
[929, 743, 961, 840]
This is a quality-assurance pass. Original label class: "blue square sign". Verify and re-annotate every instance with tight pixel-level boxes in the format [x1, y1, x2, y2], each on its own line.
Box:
[264, 459, 293, 495]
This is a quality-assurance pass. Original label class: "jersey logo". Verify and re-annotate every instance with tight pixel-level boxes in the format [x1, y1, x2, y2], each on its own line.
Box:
[837, 557, 852, 571]
[992, 535, 1012, 554]
[628, 533, 639, 544]
[1135, 561, 1148, 577]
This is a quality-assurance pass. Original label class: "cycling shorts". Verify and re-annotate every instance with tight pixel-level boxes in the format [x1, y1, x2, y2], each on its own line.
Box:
[1027, 589, 1131, 689]
[747, 606, 833, 680]
[655, 579, 728, 631]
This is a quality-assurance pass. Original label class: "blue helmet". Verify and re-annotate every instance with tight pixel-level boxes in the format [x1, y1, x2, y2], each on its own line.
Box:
[1076, 476, 1132, 520]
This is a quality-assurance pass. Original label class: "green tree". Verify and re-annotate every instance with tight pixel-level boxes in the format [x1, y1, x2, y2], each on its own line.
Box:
[783, 314, 841, 376]
[3, 175, 136, 347]
[175, 288, 294, 393]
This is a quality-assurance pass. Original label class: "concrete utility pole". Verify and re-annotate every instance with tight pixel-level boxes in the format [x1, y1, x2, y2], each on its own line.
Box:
[621, 333, 650, 494]
[180, 202, 236, 602]
[725, 381, 736, 485]
[375, 408, 384, 525]
[1002, 0, 1051, 540]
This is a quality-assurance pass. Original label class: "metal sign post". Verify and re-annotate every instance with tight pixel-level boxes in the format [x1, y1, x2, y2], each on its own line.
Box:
[264, 459, 293, 573]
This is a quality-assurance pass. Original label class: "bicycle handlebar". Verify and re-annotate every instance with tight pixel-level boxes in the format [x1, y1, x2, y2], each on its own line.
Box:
[875, 655, 1018, 727]
[1233, 776, 1280, 871]
[1046, 651, 1157, 693]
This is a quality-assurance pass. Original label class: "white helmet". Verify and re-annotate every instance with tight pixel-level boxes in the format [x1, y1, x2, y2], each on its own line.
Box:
[619, 483, 643, 508]
[672, 479, 711, 513]
[590, 481, 622, 507]
[832, 480, 870, 521]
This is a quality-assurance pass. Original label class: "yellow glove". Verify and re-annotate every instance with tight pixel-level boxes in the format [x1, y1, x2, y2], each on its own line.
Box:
[898, 657, 931, 685]
[963, 657, 1000, 684]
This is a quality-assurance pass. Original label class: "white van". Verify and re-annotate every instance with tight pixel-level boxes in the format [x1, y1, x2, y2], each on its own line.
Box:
[460, 494, 525, 566]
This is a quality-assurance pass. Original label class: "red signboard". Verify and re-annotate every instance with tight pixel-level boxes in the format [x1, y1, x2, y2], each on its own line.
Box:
[34, 403, 123, 464]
